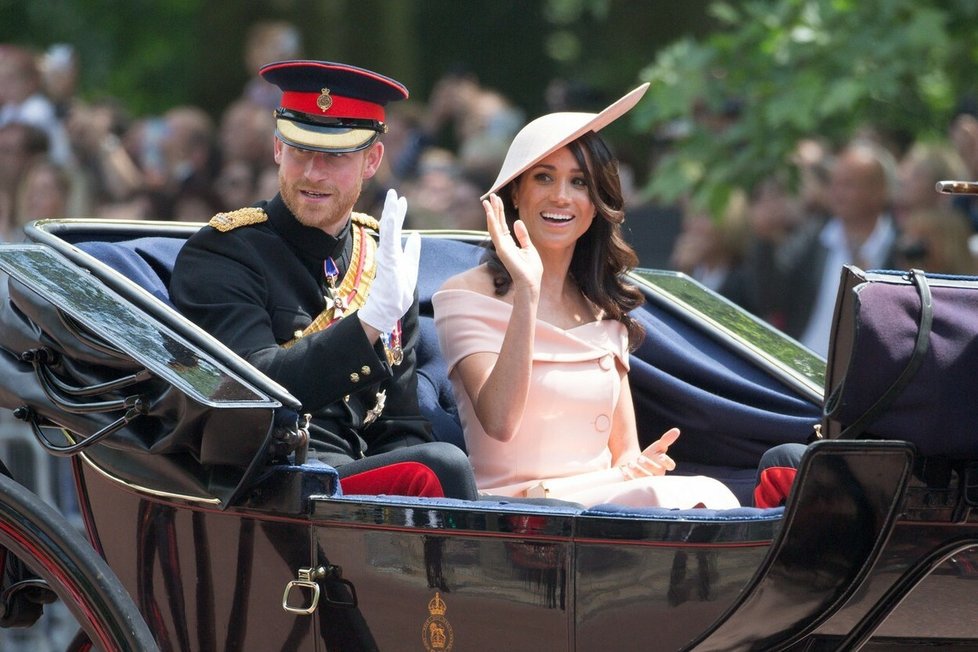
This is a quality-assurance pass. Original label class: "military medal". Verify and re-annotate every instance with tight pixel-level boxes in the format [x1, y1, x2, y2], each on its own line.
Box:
[363, 389, 386, 425]
[324, 258, 347, 319]
[385, 322, 404, 366]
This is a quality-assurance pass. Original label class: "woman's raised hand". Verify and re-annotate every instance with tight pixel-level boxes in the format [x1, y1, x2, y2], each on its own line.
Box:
[484, 193, 542, 295]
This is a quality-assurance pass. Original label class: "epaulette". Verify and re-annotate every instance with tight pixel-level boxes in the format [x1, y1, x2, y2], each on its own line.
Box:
[351, 211, 380, 232]
[209, 207, 268, 232]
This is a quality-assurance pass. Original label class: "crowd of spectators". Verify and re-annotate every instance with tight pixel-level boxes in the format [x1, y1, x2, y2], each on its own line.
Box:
[3, 28, 978, 358]
[0, 25, 530, 241]
[657, 115, 978, 357]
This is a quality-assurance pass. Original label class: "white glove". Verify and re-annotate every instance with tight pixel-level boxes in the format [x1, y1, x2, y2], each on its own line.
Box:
[358, 189, 421, 334]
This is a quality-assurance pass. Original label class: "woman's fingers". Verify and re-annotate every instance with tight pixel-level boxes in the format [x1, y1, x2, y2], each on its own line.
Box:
[512, 219, 530, 249]
[646, 427, 680, 453]
[626, 428, 681, 477]
[485, 194, 514, 247]
[639, 451, 675, 474]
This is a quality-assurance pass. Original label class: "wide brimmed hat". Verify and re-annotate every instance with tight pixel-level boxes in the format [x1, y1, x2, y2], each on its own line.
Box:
[260, 60, 408, 153]
[482, 82, 650, 200]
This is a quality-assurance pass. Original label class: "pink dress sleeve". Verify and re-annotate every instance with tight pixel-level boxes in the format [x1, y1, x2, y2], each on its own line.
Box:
[432, 289, 509, 376]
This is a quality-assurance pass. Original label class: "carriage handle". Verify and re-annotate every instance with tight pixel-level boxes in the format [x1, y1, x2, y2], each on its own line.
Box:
[14, 397, 146, 457]
[21, 347, 149, 413]
[282, 565, 358, 615]
[14, 347, 148, 456]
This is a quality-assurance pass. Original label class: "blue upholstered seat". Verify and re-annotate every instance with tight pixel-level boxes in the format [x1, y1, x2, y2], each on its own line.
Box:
[77, 237, 186, 306]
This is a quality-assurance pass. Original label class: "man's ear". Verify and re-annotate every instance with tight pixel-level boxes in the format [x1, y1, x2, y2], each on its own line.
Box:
[273, 136, 283, 164]
[362, 141, 384, 180]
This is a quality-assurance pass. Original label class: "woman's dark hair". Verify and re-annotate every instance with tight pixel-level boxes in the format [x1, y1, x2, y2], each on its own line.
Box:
[482, 131, 646, 348]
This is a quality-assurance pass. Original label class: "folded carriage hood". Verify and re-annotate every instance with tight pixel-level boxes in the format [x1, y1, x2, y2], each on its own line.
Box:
[0, 244, 300, 507]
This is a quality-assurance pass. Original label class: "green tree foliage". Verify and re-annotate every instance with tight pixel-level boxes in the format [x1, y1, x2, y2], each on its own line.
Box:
[1, 0, 210, 115]
[633, 0, 978, 215]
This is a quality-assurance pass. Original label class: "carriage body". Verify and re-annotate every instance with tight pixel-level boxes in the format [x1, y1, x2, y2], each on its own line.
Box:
[0, 219, 975, 651]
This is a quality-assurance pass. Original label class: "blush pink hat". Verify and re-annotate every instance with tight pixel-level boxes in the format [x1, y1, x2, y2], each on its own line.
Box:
[482, 82, 650, 200]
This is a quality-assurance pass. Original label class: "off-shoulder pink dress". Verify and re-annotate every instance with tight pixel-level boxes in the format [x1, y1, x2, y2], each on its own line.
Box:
[432, 288, 739, 509]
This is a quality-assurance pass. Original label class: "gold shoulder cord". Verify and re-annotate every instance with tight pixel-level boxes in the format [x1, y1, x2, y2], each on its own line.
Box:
[209, 207, 268, 232]
[351, 211, 379, 231]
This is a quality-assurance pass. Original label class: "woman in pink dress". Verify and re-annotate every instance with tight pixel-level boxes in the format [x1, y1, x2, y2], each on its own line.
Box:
[433, 85, 739, 509]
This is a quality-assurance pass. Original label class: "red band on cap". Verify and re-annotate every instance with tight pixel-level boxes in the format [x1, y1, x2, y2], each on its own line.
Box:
[280, 91, 386, 122]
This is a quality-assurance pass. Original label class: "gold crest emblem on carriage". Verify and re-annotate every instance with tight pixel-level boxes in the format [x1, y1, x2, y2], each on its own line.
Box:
[421, 591, 454, 651]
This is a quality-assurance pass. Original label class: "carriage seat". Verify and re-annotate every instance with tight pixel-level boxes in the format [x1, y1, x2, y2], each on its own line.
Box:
[76, 237, 185, 307]
[74, 235, 479, 451]
[71, 232, 817, 507]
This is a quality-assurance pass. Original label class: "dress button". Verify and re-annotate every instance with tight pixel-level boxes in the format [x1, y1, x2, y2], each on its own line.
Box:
[361, 365, 371, 375]
[594, 414, 611, 432]
[350, 372, 360, 383]
[598, 355, 613, 370]
[293, 330, 304, 339]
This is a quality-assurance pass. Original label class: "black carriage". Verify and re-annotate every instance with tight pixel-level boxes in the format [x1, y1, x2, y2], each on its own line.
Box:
[0, 218, 975, 651]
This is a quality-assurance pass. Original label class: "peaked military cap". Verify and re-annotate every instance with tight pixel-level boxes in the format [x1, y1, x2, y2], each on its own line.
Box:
[260, 59, 409, 153]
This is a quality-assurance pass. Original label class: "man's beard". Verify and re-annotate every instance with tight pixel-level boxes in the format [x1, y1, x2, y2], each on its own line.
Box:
[278, 169, 362, 235]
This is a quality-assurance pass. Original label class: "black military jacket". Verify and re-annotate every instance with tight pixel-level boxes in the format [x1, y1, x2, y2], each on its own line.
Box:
[170, 194, 432, 466]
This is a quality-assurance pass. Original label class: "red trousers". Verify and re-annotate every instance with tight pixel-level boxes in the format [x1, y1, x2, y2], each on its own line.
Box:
[340, 461, 445, 497]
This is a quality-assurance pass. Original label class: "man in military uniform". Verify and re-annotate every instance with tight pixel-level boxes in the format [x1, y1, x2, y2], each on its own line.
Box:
[170, 60, 477, 499]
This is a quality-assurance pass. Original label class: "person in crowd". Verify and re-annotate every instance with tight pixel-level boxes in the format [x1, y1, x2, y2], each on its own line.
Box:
[170, 60, 477, 500]
[214, 158, 260, 212]
[432, 84, 738, 508]
[400, 147, 484, 231]
[170, 177, 224, 222]
[737, 172, 808, 331]
[948, 101, 978, 231]
[212, 98, 277, 212]
[669, 189, 754, 310]
[65, 97, 143, 213]
[0, 121, 48, 236]
[218, 98, 276, 170]
[0, 44, 72, 166]
[769, 139, 901, 357]
[119, 105, 220, 220]
[38, 43, 79, 121]
[792, 137, 834, 224]
[12, 157, 73, 234]
[159, 106, 219, 200]
[418, 68, 525, 189]
[892, 140, 969, 228]
[894, 207, 978, 275]
[747, 174, 805, 249]
[240, 21, 303, 109]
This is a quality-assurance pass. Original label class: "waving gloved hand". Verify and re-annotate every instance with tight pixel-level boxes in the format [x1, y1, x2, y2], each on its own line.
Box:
[358, 189, 421, 335]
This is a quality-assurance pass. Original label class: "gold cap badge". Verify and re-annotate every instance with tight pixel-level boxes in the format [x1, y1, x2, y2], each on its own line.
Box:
[317, 87, 333, 112]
